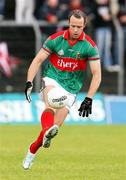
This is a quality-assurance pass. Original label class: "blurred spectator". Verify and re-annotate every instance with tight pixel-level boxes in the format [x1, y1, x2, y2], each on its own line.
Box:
[37, 0, 66, 34]
[0, 0, 6, 20]
[60, 0, 84, 20]
[69, 0, 84, 11]
[58, 0, 70, 20]
[37, 0, 60, 23]
[15, 0, 35, 23]
[94, 0, 116, 72]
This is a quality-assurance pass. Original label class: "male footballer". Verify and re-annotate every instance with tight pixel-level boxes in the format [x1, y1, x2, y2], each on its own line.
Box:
[23, 9, 101, 169]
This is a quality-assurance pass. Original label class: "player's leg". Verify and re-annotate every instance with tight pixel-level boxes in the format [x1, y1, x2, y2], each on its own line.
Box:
[41, 85, 58, 148]
[23, 81, 76, 169]
[42, 85, 76, 148]
[55, 107, 69, 127]
[23, 85, 56, 169]
[23, 107, 68, 169]
[41, 86, 67, 147]
[30, 84, 56, 151]
[43, 107, 69, 148]
[22, 108, 55, 169]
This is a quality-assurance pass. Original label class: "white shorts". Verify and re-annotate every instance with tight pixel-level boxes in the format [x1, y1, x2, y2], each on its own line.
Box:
[41, 77, 76, 111]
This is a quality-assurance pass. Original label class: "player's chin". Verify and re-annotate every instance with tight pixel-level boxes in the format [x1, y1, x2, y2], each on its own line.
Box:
[73, 34, 79, 39]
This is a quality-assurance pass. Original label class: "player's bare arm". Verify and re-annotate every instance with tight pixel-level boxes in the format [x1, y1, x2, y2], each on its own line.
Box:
[87, 59, 101, 98]
[78, 59, 101, 117]
[25, 49, 49, 103]
[27, 49, 49, 82]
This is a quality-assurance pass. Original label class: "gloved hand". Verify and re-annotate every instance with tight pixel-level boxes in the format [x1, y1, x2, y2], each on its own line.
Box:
[78, 97, 92, 117]
[25, 81, 33, 103]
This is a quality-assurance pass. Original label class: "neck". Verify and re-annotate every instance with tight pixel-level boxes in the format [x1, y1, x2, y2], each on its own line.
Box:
[69, 35, 77, 42]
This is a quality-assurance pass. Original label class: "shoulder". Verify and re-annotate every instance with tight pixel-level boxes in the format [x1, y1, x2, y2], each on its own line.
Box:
[85, 34, 96, 47]
[50, 31, 65, 40]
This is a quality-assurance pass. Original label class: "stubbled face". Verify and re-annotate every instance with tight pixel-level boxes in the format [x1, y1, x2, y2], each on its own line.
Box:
[69, 15, 85, 40]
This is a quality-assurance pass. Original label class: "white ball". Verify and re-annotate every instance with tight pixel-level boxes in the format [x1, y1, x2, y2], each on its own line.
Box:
[47, 87, 68, 109]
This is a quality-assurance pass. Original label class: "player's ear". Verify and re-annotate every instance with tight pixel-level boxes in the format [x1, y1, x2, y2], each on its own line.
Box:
[83, 17, 87, 28]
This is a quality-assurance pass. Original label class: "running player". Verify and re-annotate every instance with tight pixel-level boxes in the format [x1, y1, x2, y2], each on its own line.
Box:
[23, 9, 101, 169]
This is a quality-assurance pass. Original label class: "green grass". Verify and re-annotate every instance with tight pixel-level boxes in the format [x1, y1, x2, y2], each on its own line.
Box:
[0, 125, 126, 180]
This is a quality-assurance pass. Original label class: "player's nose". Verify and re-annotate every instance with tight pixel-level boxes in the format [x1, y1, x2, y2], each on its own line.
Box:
[74, 28, 78, 33]
[74, 27, 78, 32]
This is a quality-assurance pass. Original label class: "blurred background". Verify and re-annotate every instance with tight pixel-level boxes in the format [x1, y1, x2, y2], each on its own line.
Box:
[0, 0, 126, 124]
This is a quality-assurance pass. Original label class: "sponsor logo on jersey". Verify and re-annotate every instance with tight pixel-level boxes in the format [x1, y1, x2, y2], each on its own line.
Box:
[57, 59, 78, 70]
[50, 53, 86, 71]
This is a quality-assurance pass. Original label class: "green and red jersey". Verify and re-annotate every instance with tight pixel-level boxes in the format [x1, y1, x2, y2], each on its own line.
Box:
[42, 29, 100, 94]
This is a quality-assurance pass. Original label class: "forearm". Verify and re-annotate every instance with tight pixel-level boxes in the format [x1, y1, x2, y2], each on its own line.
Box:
[27, 58, 42, 82]
[87, 73, 101, 98]
[27, 49, 48, 82]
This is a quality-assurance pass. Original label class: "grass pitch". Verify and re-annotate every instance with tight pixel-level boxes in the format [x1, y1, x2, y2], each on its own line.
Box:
[0, 125, 126, 180]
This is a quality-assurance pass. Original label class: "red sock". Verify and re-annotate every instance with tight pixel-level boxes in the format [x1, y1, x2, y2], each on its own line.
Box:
[30, 109, 54, 154]
[41, 109, 54, 129]
[29, 129, 46, 154]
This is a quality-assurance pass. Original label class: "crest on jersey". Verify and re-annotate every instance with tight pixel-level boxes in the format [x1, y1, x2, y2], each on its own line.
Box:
[58, 49, 64, 56]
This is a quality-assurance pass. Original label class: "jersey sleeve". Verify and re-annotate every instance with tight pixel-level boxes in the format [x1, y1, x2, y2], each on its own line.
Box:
[42, 37, 54, 54]
[87, 45, 100, 61]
